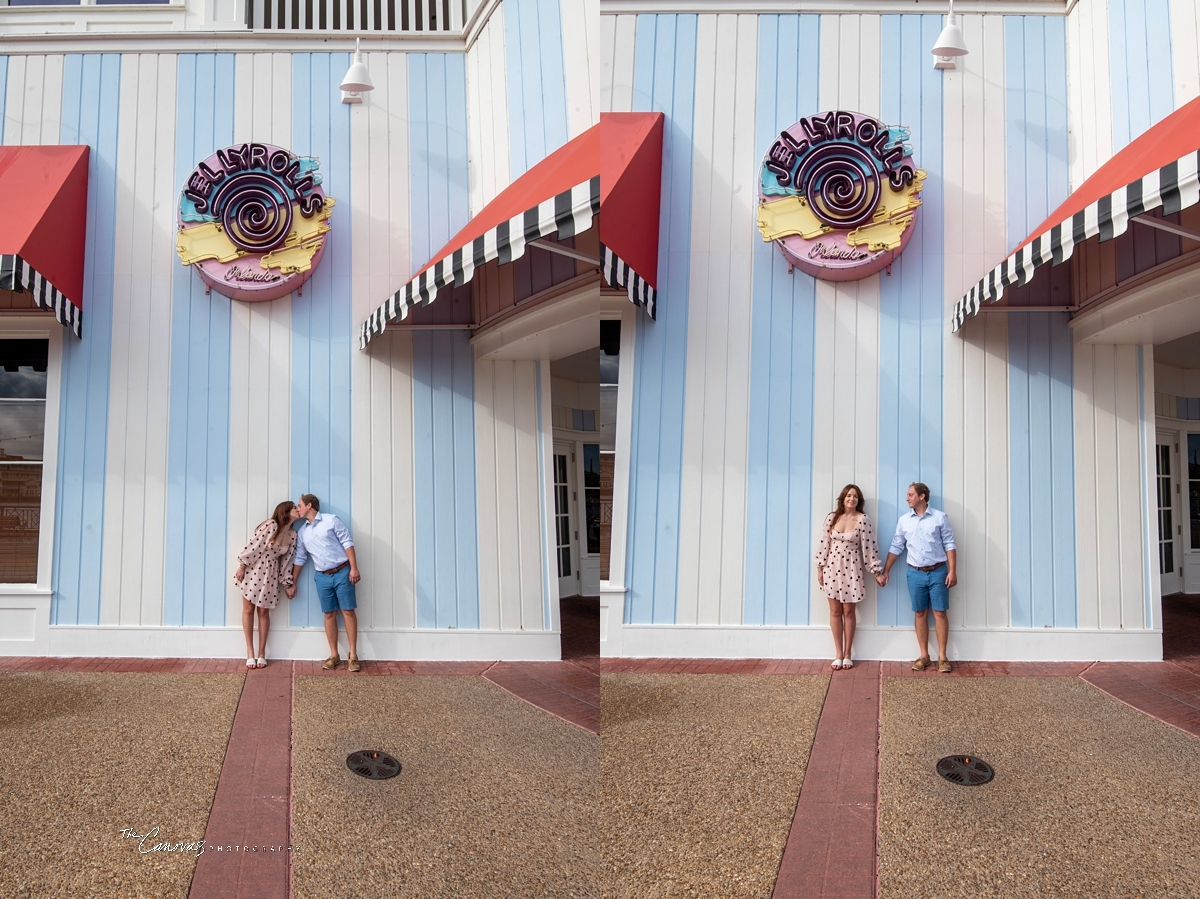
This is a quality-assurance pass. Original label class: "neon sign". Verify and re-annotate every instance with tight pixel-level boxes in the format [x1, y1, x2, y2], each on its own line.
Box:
[757, 111, 925, 281]
[176, 143, 335, 302]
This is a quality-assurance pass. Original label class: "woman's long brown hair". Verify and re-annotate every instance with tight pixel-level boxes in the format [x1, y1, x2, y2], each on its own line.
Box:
[828, 484, 865, 532]
[268, 501, 296, 544]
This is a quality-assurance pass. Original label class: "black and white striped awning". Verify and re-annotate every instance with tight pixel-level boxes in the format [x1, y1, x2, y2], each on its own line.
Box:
[359, 177, 600, 350]
[1, 254, 81, 337]
[601, 243, 656, 319]
[952, 149, 1200, 332]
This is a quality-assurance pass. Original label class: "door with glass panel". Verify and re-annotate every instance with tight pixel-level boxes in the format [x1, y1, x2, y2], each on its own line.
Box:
[0, 340, 48, 585]
[1187, 434, 1200, 594]
[1157, 433, 1182, 595]
[553, 442, 580, 598]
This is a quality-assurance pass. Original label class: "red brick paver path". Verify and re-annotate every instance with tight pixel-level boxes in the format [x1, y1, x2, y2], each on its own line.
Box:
[484, 661, 600, 733]
[189, 661, 293, 899]
[771, 661, 880, 899]
[1082, 661, 1200, 738]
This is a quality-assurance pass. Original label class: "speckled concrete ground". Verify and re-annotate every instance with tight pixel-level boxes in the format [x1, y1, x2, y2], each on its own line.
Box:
[880, 677, 1200, 899]
[600, 674, 829, 899]
[0, 671, 244, 899]
[291, 675, 598, 899]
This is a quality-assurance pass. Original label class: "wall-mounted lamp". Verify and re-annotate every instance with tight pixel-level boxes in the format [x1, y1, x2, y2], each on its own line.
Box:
[340, 39, 375, 104]
[931, 0, 968, 70]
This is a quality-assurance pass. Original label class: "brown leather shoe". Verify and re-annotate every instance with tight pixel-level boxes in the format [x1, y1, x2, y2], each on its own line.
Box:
[322, 655, 341, 670]
[938, 658, 952, 674]
[912, 656, 932, 671]
[347, 657, 362, 673]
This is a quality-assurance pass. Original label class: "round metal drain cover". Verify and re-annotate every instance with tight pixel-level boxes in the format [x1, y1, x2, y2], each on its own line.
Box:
[347, 750, 401, 780]
[936, 755, 994, 786]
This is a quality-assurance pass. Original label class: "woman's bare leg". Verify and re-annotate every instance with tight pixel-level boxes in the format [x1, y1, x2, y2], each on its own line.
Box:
[241, 599, 256, 659]
[827, 597, 845, 659]
[256, 606, 271, 658]
[841, 602, 857, 659]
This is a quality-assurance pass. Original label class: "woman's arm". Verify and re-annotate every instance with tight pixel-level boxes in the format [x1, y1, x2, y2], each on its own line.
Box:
[814, 513, 834, 582]
[860, 516, 884, 574]
[236, 522, 271, 578]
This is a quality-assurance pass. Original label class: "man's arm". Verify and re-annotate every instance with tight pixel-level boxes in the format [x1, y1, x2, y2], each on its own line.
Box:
[944, 549, 957, 588]
[878, 552, 899, 586]
[346, 546, 360, 584]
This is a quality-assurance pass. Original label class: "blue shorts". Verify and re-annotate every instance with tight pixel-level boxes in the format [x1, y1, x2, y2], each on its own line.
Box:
[315, 565, 357, 613]
[907, 564, 950, 613]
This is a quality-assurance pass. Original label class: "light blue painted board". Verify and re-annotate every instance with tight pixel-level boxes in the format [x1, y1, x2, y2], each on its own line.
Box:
[875, 16, 944, 627]
[624, 14, 698, 624]
[1005, 18, 1076, 628]
[289, 53, 355, 628]
[52, 54, 121, 625]
[411, 331, 480, 629]
[1109, 0, 1175, 151]
[408, 56, 478, 630]
[744, 14, 821, 626]
[163, 53, 235, 627]
[503, 0, 570, 180]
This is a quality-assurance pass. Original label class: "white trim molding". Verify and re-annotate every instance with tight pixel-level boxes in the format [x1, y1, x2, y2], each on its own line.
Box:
[606, 623, 1164, 662]
[0, 589, 52, 656]
[33, 626, 563, 661]
[600, 0, 1068, 14]
[0, 29, 464, 54]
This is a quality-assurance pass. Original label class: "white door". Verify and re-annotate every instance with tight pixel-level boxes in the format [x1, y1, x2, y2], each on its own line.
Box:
[553, 443, 580, 598]
[1186, 433, 1200, 594]
[1156, 433, 1182, 595]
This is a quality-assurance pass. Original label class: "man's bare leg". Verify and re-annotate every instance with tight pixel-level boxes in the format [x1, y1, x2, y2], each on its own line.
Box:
[914, 609, 930, 659]
[324, 611, 340, 658]
[932, 609, 949, 659]
[344, 610, 359, 659]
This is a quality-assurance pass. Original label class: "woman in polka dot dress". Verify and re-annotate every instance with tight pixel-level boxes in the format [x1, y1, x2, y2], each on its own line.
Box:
[814, 484, 883, 670]
[234, 501, 300, 668]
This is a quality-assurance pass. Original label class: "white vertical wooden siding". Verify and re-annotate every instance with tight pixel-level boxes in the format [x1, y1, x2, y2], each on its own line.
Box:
[675, 13, 756, 626]
[351, 52, 418, 630]
[99, 54, 177, 627]
[466, 11, 512, 213]
[1171, 0, 1200, 105]
[1074, 344, 1147, 629]
[599, 13, 637, 113]
[2, 55, 64, 145]
[806, 14, 882, 629]
[474, 358, 548, 630]
[561, 0, 598, 137]
[1066, 0, 1113, 188]
[942, 16, 1011, 629]
[226, 53, 294, 628]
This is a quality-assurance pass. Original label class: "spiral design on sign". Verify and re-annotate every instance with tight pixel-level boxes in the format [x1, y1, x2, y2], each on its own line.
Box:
[210, 171, 293, 253]
[797, 143, 881, 229]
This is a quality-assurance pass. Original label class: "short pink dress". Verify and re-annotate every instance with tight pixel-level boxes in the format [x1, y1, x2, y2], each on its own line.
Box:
[236, 521, 297, 609]
[814, 512, 884, 604]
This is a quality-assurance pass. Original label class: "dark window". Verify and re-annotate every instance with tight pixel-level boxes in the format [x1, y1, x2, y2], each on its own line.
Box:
[0, 340, 48, 584]
[584, 444, 600, 554]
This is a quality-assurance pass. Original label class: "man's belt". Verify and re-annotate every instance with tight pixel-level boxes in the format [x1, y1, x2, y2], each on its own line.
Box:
[320, 560, 350, 576]
[910, 562, 945, 572]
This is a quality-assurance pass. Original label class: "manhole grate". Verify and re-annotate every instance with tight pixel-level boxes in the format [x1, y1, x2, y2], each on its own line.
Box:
[347, 750, 401, 780]
[936, 755, 994, 786]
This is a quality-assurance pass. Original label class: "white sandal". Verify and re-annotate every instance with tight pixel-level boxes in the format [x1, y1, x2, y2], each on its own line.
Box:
[246, 657, 256, 669]
[831, 658, 843, 670]
[842, 658, 854, 669]
[255, 657, 267, 669]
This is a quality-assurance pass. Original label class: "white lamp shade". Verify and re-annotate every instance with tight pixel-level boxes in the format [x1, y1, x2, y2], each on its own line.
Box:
[340, 54, 375, 93]
[932, 18, 968, 57]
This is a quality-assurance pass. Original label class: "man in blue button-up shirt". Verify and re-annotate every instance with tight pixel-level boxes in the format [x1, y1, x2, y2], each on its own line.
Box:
[288, 494, 363, 671]
[878, 482, 957, 673]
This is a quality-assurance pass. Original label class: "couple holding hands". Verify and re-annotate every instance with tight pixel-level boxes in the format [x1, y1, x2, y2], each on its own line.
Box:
[233, 494, 363, 672]
[815, 482, 957, 673]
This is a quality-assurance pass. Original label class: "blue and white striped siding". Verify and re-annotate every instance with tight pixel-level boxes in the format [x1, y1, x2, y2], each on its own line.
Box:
[874, 15, 945, 627]
[808, 15, 883, 630]
[744, 14, 820, 627]
[623, 14, 698, 624]
[942, 15, 1012, 629]
[1108, 0, 1174, 153]
[503, 0, 570, 180]
[51, 55, 122, 626]
[1004, 16, 1076, 629]
[100, 53, 179, 627]
[226, 53, 294, 628]
[163, 54, 235, 628]
[288, 53, 355, 628]
[408, 53, 480, 630]
[466, 9, 512, 211]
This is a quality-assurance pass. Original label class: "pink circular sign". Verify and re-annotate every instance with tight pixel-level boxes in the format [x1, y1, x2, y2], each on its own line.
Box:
[176, 143, 334, 302]
[757, 111, 925, 281]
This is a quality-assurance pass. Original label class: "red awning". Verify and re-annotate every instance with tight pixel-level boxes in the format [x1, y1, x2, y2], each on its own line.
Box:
[599, 112, 663, 319]
[360, 125, 600, 349]
[953, 96, 1200, 330]
[0, 145, 90, 337]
